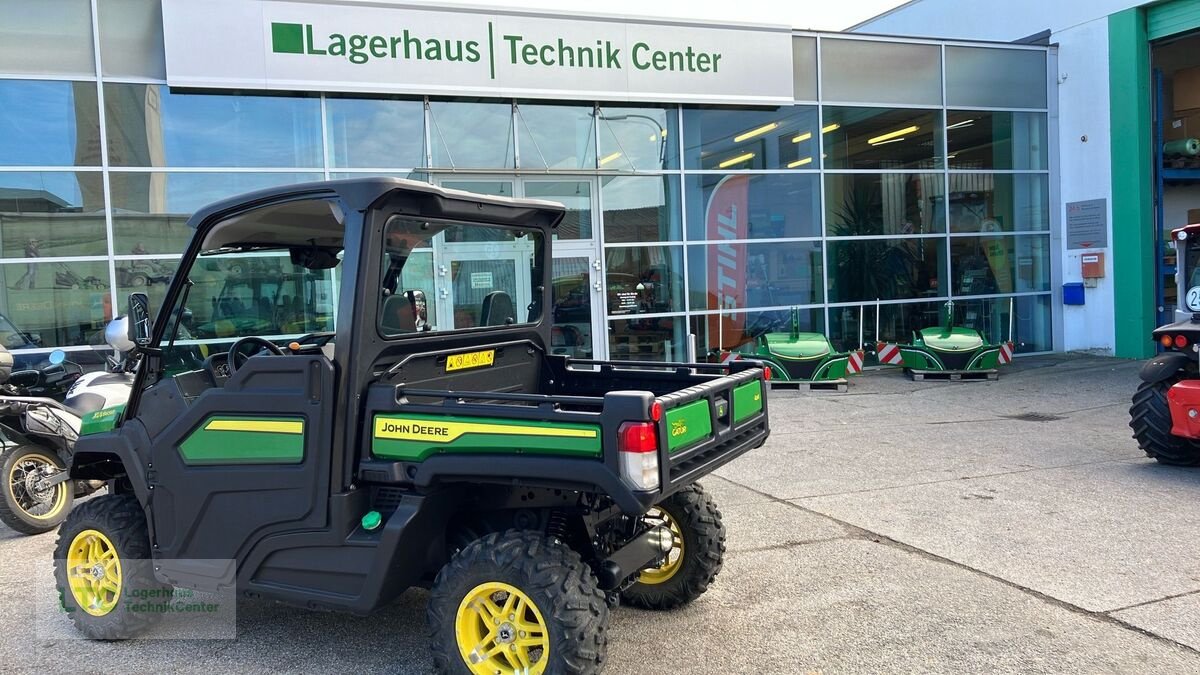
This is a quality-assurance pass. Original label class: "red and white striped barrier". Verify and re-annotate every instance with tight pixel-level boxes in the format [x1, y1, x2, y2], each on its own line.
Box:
[998, 341, 1014, 365]
[847, 350, 865, 374]
[876, 342, 904, 366]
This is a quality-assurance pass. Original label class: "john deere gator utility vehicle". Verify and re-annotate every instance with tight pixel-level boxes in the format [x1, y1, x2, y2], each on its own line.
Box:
[1131, 223, 1200, 465]
[51, 178, 770, 673]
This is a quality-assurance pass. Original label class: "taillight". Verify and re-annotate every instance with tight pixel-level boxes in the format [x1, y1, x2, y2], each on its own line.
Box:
[1162, 335, 1174, 348]
[650, 401, 663, 422]
[618, 421, 659, 491]
[763, 366, 772, 381]
[1177, 335, 1190, 349]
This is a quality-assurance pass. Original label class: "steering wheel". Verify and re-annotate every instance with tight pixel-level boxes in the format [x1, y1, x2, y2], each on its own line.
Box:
[226, 336, 285, 375]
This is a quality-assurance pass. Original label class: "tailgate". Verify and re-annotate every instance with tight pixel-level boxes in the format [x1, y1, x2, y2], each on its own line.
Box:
[655, 363, 770, 492]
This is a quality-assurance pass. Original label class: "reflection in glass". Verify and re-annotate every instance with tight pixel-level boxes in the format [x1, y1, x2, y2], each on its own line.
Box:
[825, 173, 945, 236]
[683, 105, 818, 170]
[689, 308, 823, 358]
[875, 300, 955, 345]
[0, 81, 100, 166]
[109, 172, 323, 255]
[0, 172, 107, 257]
[601, 176, 681, 243]
[687, 173, 821, 240]
[947, 111, 1048, 170]
[945, 47, 1047, 109]
[115, 258, 179, 319]
[326, 96, 425, 168]
[948, 174, 1049, 232]
[822, 107, 943, 170]
[604, 246, 683, 315]
[0, 260, 111, 348]
[525, 181, 592, 239]
[686, 241, 822, 312]
[551, 257, 594, 359]
[820, 39, 942, 106]
[952, 294, 1052, 352]
[104, 84, 323, 167]
[950, 234, 1050, 295]
[428, 99, 514, 169]
[827, 238, 946, 303]
[597, 106, 679, 171]
[516, 103, 596, 170]
[608, 316, 686, 362]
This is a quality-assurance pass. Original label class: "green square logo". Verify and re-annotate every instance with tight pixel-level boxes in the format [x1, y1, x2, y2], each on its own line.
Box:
[271, 22, 304, 54]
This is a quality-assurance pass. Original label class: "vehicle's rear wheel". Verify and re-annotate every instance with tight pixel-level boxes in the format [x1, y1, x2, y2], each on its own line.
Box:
[1130, 376, 1200, 465]
[620, 483, 725, 611]
[428, 529, 608, 674]
[52, 493, 169, 639]
[0, 444, 72, 535]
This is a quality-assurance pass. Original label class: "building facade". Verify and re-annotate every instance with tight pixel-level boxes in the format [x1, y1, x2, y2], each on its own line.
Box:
[0, 0, 1053, 365]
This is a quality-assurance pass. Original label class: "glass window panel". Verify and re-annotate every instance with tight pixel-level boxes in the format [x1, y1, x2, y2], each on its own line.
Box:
[0, 260, 111, 348]
[516, 103, 596, 170]
[825, 173, 945, 236]
[330, 172, 429, 181]
[950, 294, 1051, 352]
[601, 176, 681, 243]
[827, 304, 876, 355]
[524, 180, 593, 240]
[97, 0, 166, 79]
[604, 245, 684, 315]
[946, 47, 1047, 109]
[609, 315, 686, 362]
[428, 99, 513, 169]
[326, 96, 424, 168]
[0, 172, 106, 258]
[551, 257, 594, 359]
[947, 111, 1048, 170]
[0, 0, 94, 76]
[827, 238, 946, 303]
[0, 81, 100, 166]
[792, 37, 817, 101]
[820, 39, 941, 105]
[950, 234, 1051, 295]
[687, 241, 823, 312]
[439, 180, 513, 197]
[948, 174, 1049, 233]
[115, 257, 179, 316]
[823, 107, 942, 170]
[109, 172, 323, 255]
[875, 300, 955, 345]
[104, 84, 322, 167]
[683, 105, 818, 170]
[597, 106, 678, 171]
[690, 308, 824, 358]
[686, 173, 820, 240]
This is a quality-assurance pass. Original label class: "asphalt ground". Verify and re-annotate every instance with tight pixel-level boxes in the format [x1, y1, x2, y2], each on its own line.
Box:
[5, 353, 1200, 673]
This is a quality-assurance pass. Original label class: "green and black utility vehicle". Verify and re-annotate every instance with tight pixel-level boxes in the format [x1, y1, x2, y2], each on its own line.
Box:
[52, 179, 770, 673]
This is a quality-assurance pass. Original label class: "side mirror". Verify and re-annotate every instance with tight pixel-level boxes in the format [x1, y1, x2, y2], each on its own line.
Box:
[127, 292, 152, 347]
[405, 290, 429, 331]
[48, 349, 65, 366]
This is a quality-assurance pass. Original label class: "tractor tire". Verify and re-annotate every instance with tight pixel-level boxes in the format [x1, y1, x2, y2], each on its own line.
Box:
[428, 529, 608, 675]
[1, 444, 72, 535]
[620, 483, 726, 611]
[53, 493, 169, 639]
[1130, 377, 1200, 465]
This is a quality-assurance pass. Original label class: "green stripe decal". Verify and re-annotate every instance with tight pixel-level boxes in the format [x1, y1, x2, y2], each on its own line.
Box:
[372, 414, 601, 461]
[179, 416, 306, 465]
[665, 399, 712, 454]
[733, 380, 763, 423]
[80, 404, 125, 436]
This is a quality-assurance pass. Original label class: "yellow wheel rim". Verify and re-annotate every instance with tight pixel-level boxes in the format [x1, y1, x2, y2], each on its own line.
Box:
[6, 450, 67, 521]
[455, 581, 550, 675]
[638, 507, 685, 585]
[65, 529, 122, 617]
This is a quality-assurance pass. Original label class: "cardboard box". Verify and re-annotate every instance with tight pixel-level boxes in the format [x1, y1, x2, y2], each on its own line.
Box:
[1189, 208, 1200, 226]
[1166, 111, 1200, 142]
[1175, 66, 1200, 113]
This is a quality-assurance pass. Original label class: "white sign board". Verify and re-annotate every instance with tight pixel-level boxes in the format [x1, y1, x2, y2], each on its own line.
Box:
[161, 0, 795, 104]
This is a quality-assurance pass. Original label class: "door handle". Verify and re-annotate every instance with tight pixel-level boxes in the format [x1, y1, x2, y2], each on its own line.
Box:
[592, 259, 602, 271]
[438, 265, 447, 276]
[593, 282, 602, 292]
[440, 288, 449, 298]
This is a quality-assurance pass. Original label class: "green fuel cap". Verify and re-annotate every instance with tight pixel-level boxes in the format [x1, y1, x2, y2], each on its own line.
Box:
[361, 510, 382, 531]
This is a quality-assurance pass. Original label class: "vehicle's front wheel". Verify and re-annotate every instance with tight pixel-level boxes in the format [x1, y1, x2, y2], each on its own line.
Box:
[620, 483, 725, 610]
[1130, 377, 1200, 465]
[52, 493, 169, 639]
[1, 444, 72, 535]
[428, 529, 608, 674]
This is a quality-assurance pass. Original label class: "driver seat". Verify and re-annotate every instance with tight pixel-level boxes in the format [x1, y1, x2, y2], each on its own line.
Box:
[480, 291, 515, 326]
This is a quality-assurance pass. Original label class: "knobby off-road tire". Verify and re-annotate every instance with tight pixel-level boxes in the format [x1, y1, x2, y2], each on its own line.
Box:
[1, 444, 72, 535]
[1130, 377, 1200, 465]
[620, 483, 725, 611]
[428, 529, 609, 675]
[53, 493, 169, 639]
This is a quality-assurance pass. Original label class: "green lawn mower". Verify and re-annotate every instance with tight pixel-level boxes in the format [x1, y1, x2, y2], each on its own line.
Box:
[876, 300, 1014, 380]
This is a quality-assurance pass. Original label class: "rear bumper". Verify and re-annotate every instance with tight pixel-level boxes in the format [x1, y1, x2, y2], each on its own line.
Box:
[1168, 380, 1200, 439]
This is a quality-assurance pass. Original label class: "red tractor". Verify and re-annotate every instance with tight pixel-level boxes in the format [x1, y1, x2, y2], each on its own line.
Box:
[1131, 223, 1200, 464]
